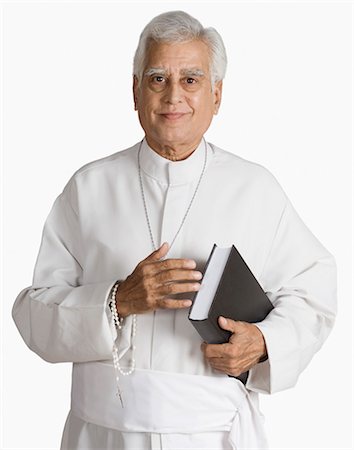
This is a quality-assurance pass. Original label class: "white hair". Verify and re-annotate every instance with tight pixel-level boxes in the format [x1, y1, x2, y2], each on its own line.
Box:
[133, 11, 227, 86]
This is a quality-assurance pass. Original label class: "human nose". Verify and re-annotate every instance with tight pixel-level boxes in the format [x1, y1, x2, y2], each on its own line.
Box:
[163, 80, 183, 105]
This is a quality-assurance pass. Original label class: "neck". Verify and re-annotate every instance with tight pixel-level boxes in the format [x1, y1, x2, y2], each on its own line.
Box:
[145, 136, 202, 161]
[160, 148, 196, 162]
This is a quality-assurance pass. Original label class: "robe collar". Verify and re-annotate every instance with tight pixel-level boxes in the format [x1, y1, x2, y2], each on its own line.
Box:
[139, 137, 213, 186]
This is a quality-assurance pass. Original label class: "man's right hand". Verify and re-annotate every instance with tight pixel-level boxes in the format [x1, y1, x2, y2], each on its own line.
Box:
[115, 242, 202, 317]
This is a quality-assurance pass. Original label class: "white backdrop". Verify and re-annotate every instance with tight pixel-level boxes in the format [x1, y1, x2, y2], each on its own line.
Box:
[1, 1, 352, 449]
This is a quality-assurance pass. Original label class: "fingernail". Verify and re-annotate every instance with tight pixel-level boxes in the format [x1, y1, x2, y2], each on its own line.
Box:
[184, 300, 192, 307]
[186, 260, 196, 268]
[194, 271, 203, 280]
[219, 316, 227, 326]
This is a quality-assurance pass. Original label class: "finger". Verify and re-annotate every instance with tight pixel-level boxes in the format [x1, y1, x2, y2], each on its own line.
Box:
[211, 366, 230, 375]
[218, 316, 239, 334]
[205, 357, 233, 373]
[158, 281, 200, 297]
[206, 348, 260, 371]
[207, 356, 228, 365]
[155, 268, 203, 284]
[207, 359, 230, 371]
[209, 362, 242, 376]
[206, 354, 241, 367]
[157, 298, 193, 309]
[157, 258, 197, 271]
[146, 258, 197, 277]
[201, 342, 230, 358]
[143, 242, 170, 263]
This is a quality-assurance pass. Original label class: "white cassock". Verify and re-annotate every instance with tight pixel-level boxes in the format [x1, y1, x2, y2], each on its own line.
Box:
[13, 139, 337, 450]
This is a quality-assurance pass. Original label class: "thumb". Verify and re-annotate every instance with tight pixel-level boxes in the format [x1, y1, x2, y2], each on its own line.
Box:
[218, 316, 237, 333]
[145, 242, 170, 262]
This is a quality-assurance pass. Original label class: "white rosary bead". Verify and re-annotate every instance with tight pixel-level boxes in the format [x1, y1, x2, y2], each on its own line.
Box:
[110, 281, 124, 330]
[109, 280, 138, 405]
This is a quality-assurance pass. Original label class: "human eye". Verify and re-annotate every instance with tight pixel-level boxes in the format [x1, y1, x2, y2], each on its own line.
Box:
[182, 76, 200, 90]
[147, 75, 167, 92]
[151, 75, 166, 84]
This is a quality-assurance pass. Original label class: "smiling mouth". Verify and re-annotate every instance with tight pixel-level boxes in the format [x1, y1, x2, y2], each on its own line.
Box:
[159, 113, 188, 120]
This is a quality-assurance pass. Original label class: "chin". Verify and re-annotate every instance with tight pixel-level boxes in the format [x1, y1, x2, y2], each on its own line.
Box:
[155, 133, 187, 147]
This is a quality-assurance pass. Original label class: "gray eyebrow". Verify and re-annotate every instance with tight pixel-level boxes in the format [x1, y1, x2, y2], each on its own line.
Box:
[180, 68, 206, 77]
[144, 67, 167, 77]
[143, 67, 206, 77]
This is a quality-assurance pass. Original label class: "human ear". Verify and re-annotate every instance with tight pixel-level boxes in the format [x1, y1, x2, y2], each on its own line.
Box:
[213, 80, 223, 115]
[133, 76, 139, 111]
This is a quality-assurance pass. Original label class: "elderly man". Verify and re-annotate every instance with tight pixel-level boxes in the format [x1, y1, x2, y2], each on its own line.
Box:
[13, 10, 336, 450]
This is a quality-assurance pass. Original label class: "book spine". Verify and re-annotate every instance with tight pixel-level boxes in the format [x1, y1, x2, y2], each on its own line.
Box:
[207, 247, 234, 323]
[190, 317, 230, 344]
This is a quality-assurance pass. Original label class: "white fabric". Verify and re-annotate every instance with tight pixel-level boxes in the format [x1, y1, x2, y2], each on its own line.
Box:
[12, 139, 337, 449]
[61, 413, 235, 449]
[70, 364, 267, 448]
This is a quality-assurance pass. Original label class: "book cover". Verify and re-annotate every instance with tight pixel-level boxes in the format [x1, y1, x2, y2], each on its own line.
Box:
[189, 244, 274, 383]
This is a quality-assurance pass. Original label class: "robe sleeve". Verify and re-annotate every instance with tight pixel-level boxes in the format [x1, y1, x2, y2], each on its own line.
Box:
[12, 181, 118, 363]
[246, 199, 337, 394]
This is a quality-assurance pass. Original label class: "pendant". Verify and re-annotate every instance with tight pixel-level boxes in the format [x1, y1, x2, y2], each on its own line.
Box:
[116, 386, 124, 408]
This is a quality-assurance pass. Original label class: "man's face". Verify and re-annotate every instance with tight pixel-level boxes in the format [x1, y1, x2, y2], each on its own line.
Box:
[133, 40, 222, 158]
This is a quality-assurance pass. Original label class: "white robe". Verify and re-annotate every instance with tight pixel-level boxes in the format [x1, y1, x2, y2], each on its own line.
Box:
[12, 139, 337, 449]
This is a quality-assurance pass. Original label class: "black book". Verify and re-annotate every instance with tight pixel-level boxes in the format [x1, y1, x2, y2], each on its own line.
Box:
[188, 244, 274, 384]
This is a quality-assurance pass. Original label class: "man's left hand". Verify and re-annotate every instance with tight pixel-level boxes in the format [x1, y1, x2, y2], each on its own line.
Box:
[201, 316, 267, 376]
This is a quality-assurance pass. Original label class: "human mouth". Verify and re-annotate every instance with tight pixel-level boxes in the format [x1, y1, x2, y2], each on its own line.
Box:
[159, 113, 188, 120]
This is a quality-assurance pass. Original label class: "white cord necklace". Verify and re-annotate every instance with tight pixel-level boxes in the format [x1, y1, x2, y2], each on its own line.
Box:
[138, 137, 208, 252]
[112, 138, 208, 407]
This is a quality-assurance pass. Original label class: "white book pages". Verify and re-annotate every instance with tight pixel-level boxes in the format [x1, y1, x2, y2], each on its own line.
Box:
[189, 246, 231, 320]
